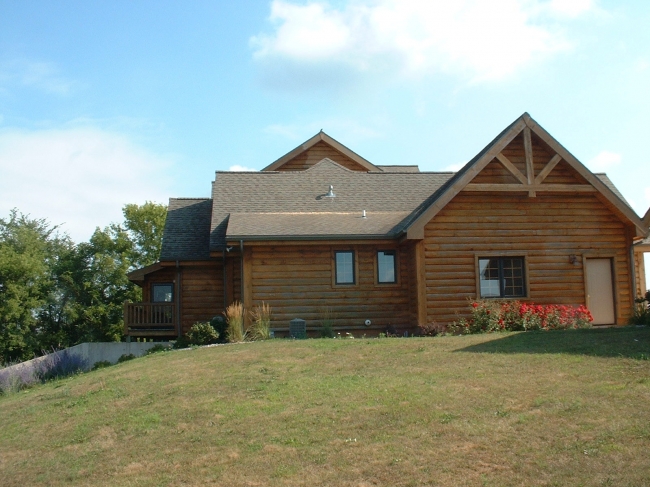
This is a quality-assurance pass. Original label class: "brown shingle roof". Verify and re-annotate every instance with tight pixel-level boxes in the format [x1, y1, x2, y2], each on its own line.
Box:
[210, 159, 453, 249]
[226, 211, 411, 239]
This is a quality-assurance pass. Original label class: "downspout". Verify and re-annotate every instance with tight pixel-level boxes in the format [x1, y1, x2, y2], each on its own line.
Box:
[240, 240, 244, 304]
[176, 260, 181, 338]
[223, 249, 227, 310]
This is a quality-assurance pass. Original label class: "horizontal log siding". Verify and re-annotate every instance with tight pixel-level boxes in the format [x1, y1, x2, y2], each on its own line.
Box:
[276, 141, 368, 172]
[143, 269, 176, 302]
[249, 244, 413, 333]
[179, 264, 223, 335]
[423, 192, 634, 326]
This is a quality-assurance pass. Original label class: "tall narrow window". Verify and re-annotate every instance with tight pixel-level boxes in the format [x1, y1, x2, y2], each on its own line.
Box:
[478, 257, 525, 298]
[335, 251, 355, 284]
[377, 250, 397, 283]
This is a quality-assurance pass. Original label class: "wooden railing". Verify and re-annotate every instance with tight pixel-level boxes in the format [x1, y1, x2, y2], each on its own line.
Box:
[124, 302, 176, 336]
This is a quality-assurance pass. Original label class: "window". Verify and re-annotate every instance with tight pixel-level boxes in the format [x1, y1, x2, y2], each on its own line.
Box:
[377, 250, 397, 283]
[478, 257, 525, 298]
[152, 283, 174, 302]
[335, 251, 355, 284]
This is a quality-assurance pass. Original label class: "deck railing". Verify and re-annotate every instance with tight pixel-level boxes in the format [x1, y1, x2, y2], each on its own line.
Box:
[124, 302, 176, 336]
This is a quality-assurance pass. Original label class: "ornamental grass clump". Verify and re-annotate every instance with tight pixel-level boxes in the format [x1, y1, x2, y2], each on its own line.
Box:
[225, 301, 246, 343]
[451, 300, 593, 334]
[249, 302, 272, 341]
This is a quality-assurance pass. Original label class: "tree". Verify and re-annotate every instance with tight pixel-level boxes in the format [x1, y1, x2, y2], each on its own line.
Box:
[122, 201, 167, 269]
[0, 202, 167, 362]
[0, 210, 72, 362]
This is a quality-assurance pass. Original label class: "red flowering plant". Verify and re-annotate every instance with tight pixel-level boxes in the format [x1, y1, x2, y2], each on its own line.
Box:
[451, 300, 593, 334]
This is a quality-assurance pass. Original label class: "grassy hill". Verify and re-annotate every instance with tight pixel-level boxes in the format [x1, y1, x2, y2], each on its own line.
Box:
[1, 328, 650, 486]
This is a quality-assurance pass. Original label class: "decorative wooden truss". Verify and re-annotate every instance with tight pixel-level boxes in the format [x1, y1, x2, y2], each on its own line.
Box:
[464, 127, 595, 197]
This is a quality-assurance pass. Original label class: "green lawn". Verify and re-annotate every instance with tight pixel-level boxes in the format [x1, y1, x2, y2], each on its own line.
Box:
[1, 328, 649, 486]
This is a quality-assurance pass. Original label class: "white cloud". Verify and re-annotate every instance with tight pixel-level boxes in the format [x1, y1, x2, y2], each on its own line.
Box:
[586, 150, 622, 171]
[444, 162, 466, 172]
[545, 0, 595, 18]
[0, 127, 173, 242]
[252, 0, 594, 86]
[228, 165, 258, 172]
[0, 60, 76, 96]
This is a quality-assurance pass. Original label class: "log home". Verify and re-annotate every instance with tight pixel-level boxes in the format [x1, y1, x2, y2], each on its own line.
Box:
[125, 113, 649, 338]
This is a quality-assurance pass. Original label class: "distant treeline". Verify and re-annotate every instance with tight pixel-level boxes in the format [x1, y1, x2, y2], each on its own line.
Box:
[0, 202, 166, 363]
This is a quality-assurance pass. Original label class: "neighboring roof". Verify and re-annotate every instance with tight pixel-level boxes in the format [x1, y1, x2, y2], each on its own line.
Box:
[403, 112, 647, 238]
[226, 211, 411, 239]
[376, 165, 420, 173]
[210, 158, 453, 248]
[644, 207, 650, 228]
[593, 173, 629, 205]
[160, 198, 213, 260]
[262, 131, 380, 172]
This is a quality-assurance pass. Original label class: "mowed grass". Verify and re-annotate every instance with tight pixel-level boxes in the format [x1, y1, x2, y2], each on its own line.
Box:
[1, 328, 650, 487]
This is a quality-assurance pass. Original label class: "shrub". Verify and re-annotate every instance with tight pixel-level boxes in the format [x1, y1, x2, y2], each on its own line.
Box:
[249, 302, 272, 341]
[210, 315, 228, 343]
[35, 349, 88, 381]
[172, 335, 192, 349]
[92, 360, 113, 370]
[451, 300, 593, 334]
[1, 349, 89, 394]
[418, 321, 439, 337]
[117, 353, 136, 363]
[145, 344, 171, 355]
[225, 301, 246, 342]
[630, 292, 650, 326]
[186, 322, 220, 346]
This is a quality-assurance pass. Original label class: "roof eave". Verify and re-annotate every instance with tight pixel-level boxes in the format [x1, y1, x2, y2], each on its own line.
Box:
[226, 233, 397, 242]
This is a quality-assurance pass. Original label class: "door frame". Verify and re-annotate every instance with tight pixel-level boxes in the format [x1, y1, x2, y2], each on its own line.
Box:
[582, 253, 618, 325]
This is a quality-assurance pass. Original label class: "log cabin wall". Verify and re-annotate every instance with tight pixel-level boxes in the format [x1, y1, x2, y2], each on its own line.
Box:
[179, 263, 224, 335]
[422, 191, 634, 327]
[275, 141, 369, 172]
[246, 243, 414, 334]
[142, 268, 177, 302]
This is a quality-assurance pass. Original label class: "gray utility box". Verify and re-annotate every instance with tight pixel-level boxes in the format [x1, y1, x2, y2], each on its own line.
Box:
[289, 318, 307, 339]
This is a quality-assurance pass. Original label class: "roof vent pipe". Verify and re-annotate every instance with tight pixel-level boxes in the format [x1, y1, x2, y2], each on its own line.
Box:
[362, 210, 367, 218]
[324, 185, 336, 198]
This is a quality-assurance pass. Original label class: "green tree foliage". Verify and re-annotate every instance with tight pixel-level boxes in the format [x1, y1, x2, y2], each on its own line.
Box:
[0, 210, 73, 362]
[0, 202, 167, 363]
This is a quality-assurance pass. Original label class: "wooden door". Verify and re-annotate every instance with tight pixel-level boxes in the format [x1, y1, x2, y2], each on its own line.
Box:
[585, 258, 615, 325]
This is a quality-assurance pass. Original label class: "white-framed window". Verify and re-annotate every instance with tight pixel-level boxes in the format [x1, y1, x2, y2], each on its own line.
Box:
[335, 251, 355, 285]
[377, 250, 397, 283]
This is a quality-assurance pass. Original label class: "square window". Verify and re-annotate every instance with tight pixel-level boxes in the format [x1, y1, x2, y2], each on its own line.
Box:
[377, 250, 397, 283]
[478, 257, 525, 298]
[335, 251, 355, 285]
[152, 283, 173, 302]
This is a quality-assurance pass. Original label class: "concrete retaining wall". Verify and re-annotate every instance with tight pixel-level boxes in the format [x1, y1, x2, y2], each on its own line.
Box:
[1, 342, 171, 375]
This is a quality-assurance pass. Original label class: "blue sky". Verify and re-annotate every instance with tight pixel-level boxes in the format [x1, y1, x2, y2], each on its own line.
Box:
[1, 0, 650, 251]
